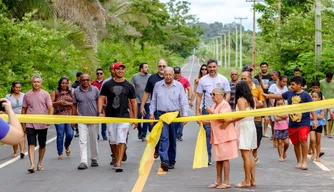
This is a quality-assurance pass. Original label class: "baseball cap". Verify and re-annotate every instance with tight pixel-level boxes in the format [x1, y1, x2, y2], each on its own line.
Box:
[112, 62, 126, 69]
[174, 67, 181, 73]
[242, 65, 253, 72]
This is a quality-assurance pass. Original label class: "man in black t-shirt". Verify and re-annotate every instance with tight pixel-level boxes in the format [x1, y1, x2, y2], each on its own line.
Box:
[140, 59, 167, 159]
[98, 62, 137, 173]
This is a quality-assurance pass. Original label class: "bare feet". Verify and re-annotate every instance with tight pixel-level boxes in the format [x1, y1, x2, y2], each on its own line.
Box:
[283, 153, 287, 159]
[278, 158, 284, 162]
[12, 153, 18, 158]
[315, 158, 320, 162]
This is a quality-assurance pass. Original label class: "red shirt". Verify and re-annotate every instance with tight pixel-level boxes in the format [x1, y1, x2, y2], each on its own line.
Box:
[177, 75, 190, 92]
[91, 79, 104, 90]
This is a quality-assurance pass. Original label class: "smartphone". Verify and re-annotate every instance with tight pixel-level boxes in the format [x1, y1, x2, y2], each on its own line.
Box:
[0, 101, 5, 112]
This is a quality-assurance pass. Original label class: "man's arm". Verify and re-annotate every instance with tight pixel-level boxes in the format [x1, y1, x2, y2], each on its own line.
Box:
[72, 104, 78, 116]
[140, 91, 150, 115]
[98, 95, 106, 116]
[263, 93, 283, 99]
[195, 93, 203, 116]
[225, 92, 231, 102]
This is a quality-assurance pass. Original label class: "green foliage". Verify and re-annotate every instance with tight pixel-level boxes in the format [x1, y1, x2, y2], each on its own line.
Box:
[257, 0, 334, 84]
[0, 11, 93, 95]
[97, 40, 186, 80]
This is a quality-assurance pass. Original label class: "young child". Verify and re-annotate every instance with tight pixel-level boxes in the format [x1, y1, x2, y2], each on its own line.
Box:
[273, 99, 289, 162]
[264, 76, 318, 170]
[310, 91, 325, 162]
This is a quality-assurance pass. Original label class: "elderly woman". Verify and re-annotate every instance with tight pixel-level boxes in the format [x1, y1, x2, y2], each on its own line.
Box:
[202, 88, 238, 189]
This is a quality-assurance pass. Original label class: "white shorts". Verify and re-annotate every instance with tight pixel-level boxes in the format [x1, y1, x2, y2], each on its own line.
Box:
[107, 123, 129, 145]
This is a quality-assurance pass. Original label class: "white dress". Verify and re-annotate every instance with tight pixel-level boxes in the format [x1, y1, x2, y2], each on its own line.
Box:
[235, 107, 257, 150]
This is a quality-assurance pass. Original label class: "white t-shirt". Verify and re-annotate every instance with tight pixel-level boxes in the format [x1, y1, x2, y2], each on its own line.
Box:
[268, 84, 288, 94]
[196, 74, 231, 108]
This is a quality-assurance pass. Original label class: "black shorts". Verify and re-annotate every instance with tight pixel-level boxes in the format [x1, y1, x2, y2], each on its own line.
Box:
[26, 128, 48, 148]
[310, 125, 323, 133]
[255, 121, 263, 143]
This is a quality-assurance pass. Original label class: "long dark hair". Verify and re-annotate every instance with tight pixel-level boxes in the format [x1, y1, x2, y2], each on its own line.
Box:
[198, 64, 207, 79]
[57, 77, 71, 94]
[234, 81, 255, 109]
[10, 81, 21, 94]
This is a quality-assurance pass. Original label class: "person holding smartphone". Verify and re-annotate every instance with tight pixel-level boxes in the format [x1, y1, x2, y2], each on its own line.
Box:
[0, 98, 24, 145]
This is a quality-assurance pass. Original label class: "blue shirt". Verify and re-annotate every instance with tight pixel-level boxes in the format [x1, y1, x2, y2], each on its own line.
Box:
[282, 90, 312, 128]
[150, 80, 189, 116]
[310, 109, 326, 126]
[0, 118, 10, 140]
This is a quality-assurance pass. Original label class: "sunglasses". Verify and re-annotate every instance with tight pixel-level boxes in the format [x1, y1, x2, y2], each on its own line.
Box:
[201, 68, 207, 71]
[82, 79, 90, 82]
[96, 72, 103, 75]
[158, 65, 166, 68]
[210, 93, 222, 96]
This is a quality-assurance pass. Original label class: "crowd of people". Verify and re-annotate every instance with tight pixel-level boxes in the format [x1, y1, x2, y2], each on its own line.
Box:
[0, 58, 333, 189]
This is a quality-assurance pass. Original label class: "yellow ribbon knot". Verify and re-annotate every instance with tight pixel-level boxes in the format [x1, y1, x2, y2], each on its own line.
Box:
[138, 111, 179, 175]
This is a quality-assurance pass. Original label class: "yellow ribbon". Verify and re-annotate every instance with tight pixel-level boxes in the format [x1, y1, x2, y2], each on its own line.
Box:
[1, 99, 333, 124]
[138, 111, 179, 175]
[193, 123, 208, 169]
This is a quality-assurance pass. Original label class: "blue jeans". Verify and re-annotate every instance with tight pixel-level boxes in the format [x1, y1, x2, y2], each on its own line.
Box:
[101, 123, 107, 138]
[202, 109, 212, 162]
[137, 103, 151, 138]
[55, 124, 74, 155]
[159, 121, 177, 165]
[176, 122, 184, 139]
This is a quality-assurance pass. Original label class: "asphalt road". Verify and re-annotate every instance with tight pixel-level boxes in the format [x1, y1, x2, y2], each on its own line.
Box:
[1, 57, 334, 192]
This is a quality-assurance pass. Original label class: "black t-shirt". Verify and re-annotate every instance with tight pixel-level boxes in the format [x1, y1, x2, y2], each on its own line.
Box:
[100, 79, 136, 118]
[144, 73, 163, 94]
[71, 81, 81, 89]
[254, 73, 272, 93]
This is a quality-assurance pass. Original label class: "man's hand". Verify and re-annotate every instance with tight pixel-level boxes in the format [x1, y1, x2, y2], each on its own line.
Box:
[132, 123, 138, 129]
[262, 93, 269, 98]
[140, 106, 146, 117]
[188, 100, 193, 108]
[98, 113, 105, 117]
[149, 114, 155, 125]
[71, 124, 77, 130]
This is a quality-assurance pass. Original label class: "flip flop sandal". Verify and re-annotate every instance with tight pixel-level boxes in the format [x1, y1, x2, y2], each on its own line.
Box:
[234, 183, 251, 188]
[221, 184, 231, 188]
[301, 166, 308, 170]
[207, 182, 219, 188]
[28, 168, 35, 173]
[66, 149, 71, 156]
[37, 166, 44, 171]
[215, 184, 227, 189]
[20, 153, 25, 159]
[115, 167, 123, 172]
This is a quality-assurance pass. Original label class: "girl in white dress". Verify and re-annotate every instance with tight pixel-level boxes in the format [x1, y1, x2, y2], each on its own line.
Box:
[222, 81, 257, 188]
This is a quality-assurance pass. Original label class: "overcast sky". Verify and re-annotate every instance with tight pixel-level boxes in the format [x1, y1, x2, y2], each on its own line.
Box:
[161, 0, 262, 30]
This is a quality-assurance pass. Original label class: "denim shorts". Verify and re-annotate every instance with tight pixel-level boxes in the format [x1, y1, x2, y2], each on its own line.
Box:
[274, 129, 288, 140]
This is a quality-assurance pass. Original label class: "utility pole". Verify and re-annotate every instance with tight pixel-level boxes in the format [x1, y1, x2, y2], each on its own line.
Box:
[315, 0, 322, 70]
[235, 23, 238, 67]
[278, 0, 281, 24]
[228, 25, 231, 67]
[246, 0, 262, 71]
[215, 38, 219, 60]
[223, 33, 227, 68]
[235, 17, 248, 69]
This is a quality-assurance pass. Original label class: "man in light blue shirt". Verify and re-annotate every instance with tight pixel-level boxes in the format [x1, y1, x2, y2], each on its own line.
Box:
[150, 67, 189, 171]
